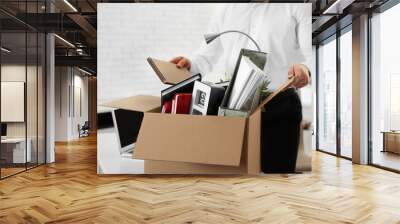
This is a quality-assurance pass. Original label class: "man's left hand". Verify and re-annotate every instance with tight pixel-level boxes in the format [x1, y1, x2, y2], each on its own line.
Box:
[288, 64, 310, 89]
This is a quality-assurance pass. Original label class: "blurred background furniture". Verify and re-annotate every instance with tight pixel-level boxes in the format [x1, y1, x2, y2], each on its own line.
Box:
[1, 138, 32, 166]
[382, 131, 400, 154]
[78, 121, 90, 138]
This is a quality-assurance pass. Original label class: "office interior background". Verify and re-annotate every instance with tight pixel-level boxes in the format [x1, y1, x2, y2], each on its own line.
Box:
[0, 1, 400, 223]
[1, 0, 399, 179]
[0, 0, 97, 179]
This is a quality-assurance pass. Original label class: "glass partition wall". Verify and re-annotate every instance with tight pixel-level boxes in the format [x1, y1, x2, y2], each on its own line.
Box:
[0, 2, 46, 179]
[339, 27, 352, 159]
[316, 26, 353, 159]
[370, 3, 400, 171]
[317, 35, 337, 155]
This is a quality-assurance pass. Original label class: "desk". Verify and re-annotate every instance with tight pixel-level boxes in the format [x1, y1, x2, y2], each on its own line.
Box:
[97, 127, 144, 174]
[382, 131, 400, 154]
[97, 106, 144, 174]
[1, 138, 31, 163]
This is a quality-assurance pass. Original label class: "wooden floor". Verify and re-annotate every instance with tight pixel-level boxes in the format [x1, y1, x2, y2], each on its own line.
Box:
[1, 135, 400, 224]
[372, 150, 400, 171]
[1, 167, 26, 178]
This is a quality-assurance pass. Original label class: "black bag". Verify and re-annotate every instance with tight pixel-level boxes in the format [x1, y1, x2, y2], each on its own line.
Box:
[261, 88, 302, 173]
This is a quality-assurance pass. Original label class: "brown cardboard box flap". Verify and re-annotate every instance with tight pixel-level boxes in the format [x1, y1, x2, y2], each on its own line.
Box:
[133, 113, 246, 166]
[102, 95, 160, 112]
[144, 160, 247, 174]
[246, 109, 261, 174]
[147, 57, 191, 85]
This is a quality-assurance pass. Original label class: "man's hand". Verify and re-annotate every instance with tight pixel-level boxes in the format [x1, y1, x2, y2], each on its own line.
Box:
[288, 64, 310, 89]
[170, 56, 191, 70]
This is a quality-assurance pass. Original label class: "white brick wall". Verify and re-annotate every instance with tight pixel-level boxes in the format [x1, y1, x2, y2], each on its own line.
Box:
[98, 3, 218, 104]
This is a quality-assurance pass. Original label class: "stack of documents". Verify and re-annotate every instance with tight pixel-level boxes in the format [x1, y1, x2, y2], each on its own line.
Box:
[227, 56, 270, 112]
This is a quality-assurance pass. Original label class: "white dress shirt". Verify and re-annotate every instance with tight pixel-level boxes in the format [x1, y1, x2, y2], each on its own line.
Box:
[190, 3, 312, 90]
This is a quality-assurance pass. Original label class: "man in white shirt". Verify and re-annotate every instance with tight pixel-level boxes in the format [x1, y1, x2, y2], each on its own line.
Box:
[170, 3, 312, 90]
[169, 4, 312, 172]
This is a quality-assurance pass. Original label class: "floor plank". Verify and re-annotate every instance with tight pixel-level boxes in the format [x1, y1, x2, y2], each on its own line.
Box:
[0, 135, 400, 224]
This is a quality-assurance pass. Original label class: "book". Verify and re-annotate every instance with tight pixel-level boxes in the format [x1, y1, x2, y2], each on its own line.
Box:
[161, 74, 201, 105]
[190, 81, 226, 115]
[161, 100, 172, 113]
[172, 93, 192, 114]
[214, 81, 230, 89]
[147, 57, 191, 85]
[227, 56, 269, 111]
[227, 56, 254, 109]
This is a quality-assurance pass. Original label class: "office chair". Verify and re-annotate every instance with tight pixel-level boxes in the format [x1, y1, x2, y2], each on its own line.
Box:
[79, 121, 90, 138]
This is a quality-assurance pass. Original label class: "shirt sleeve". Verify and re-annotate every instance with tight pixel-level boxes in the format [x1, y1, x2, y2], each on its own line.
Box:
[293, 4, 312, 74]
[190, 5, 227, 76]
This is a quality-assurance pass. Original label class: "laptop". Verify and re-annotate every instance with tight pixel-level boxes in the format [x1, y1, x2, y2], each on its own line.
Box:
[1, 123, 7, 140]
[111, 109, 144, 157]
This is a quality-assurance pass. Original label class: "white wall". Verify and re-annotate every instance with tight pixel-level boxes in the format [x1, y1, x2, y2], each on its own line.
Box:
[1, 66, 26, 125]
[55, 67, 89, 141]
[97, 3, 217, 104]
[97, 3, 218, 174]
[71, 73, 89, 138]
[55, 67, 69, 141]
[1, 65, 40, 138]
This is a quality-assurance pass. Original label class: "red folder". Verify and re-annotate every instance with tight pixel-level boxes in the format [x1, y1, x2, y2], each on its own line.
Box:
[162, 100, 172, 113]
[172, 93, 192, 114]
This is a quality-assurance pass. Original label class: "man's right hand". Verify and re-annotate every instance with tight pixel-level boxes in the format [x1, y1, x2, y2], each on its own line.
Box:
[170, 56, 191, 70]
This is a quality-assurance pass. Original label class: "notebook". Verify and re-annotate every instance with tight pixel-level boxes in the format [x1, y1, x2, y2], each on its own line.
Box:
[147, 57, 191, 85]
[228, 56, 267, 110]
[161, 100, 172, 113]
[161, 73, 201, 105]
[172, 93, 192, 114]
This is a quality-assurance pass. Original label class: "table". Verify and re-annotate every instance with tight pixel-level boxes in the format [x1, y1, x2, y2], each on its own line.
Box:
[1, 138, 32, 164]
[381, 131, 400, 154]
[97, 106, 144, 174]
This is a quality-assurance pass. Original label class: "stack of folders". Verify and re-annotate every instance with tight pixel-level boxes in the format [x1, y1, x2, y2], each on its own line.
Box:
[227, 56, 269, 113]
[190, 81, 226, 115]
[161, 74, 201, 114]
[172, 93, 192, 114]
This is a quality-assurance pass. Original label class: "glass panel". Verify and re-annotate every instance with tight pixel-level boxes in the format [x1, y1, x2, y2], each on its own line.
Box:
[318, 37, 337, 154]
[27, 31, 38, 169]
[1, 31, 27, 177]
[38, 32, 45, 165]
[0, 1, 46, 179]
[339, 29, 352, 158]
[371, 4, 400, 171]
[26, 0, 39, 169]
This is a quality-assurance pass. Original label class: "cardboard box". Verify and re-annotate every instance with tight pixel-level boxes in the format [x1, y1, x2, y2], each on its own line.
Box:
[103, 94, 262, 175]
[102, 49, 293, 175]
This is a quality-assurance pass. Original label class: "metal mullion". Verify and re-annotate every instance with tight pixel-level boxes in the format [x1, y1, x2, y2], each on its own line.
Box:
[24, 0, 28, 171]
[316, 45, 320, 150]
[42, 34, 48, 164]
[367, 11, 373, 166]
[44, 0, 47, 164]
[36, 0, 39, 168]
[336, 29, 341, 157]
